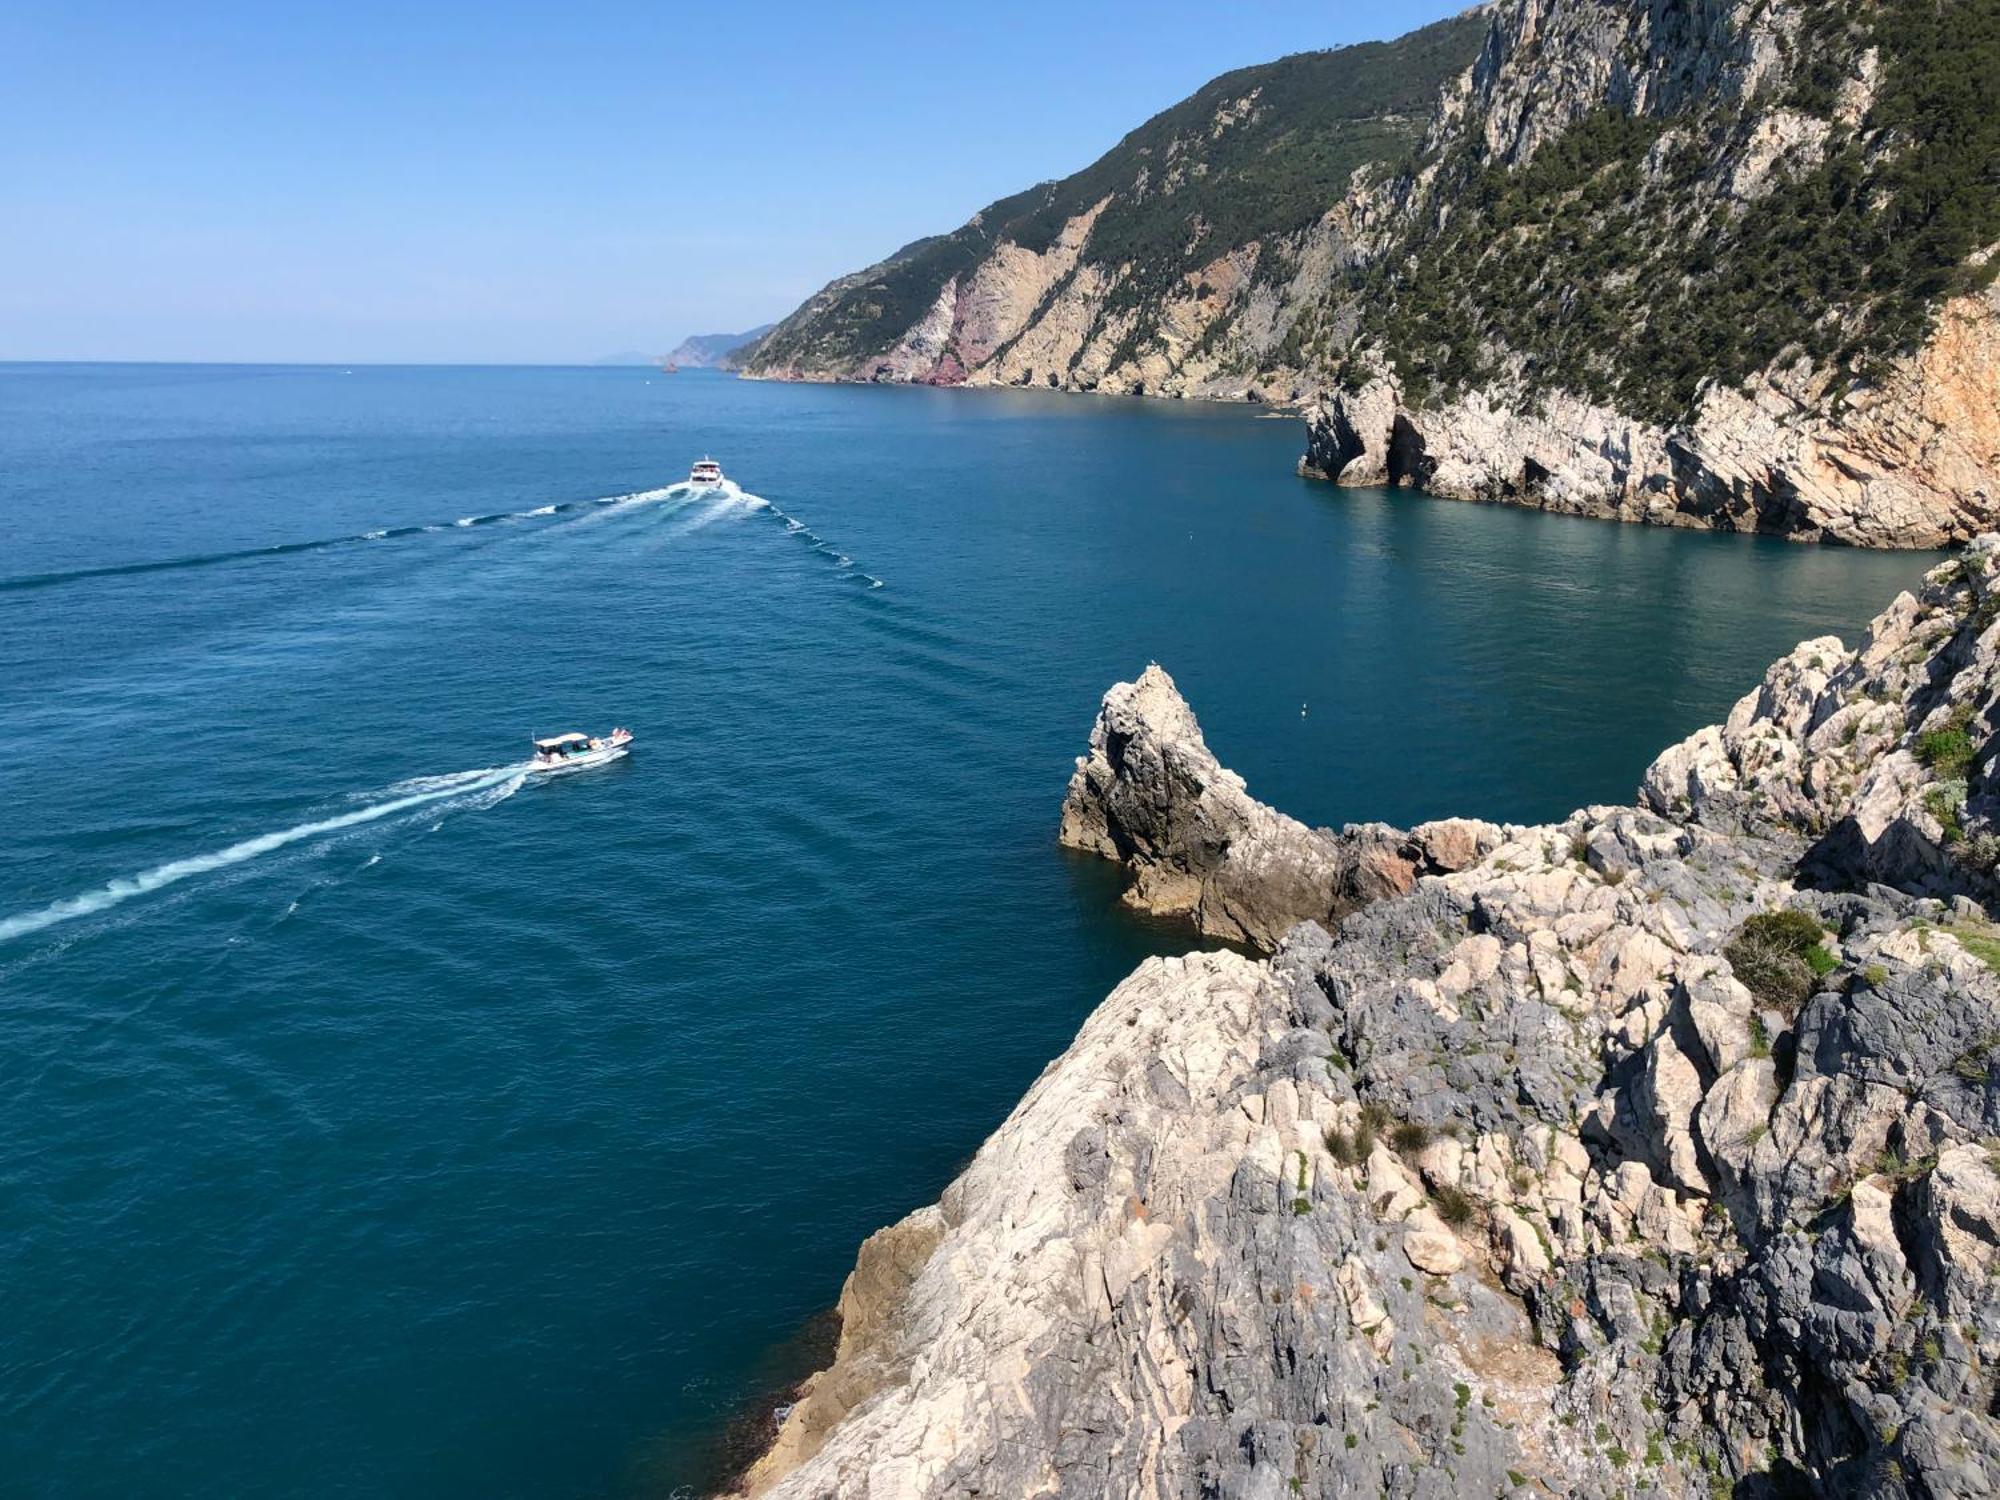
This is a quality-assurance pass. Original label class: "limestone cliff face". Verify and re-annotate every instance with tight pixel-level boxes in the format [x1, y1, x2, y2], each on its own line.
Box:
[1301, 288, 2000, 548]
[749, 0, 1998, 548]
[725, 545, 2000, 1498]
[741, 15, 1488, 402]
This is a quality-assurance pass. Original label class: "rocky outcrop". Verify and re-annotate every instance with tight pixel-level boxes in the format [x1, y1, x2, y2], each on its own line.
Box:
[1057, 663, 1499, 949]
[726, 547, 2000, 1498]
[1301, 287, 2000, 549]
[1643, 534, 2000, 891]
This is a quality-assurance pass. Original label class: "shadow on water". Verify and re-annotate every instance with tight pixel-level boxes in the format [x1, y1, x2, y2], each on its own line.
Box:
[643, 1307, 842, 1500]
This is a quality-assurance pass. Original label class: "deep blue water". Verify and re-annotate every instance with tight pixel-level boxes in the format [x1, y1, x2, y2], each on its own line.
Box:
[0, 363, 1939, 1497]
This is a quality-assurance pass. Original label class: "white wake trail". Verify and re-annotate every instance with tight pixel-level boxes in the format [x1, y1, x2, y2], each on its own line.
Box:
[0, 765, 527, 944]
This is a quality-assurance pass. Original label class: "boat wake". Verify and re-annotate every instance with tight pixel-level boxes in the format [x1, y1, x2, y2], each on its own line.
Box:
[0, 765, 527, 945]
[0, 474, 887, 594]
[0, 484, 690, 593]
[753, 495, 886, 589]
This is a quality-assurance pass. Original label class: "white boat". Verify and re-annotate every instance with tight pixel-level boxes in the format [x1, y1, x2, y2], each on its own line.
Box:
[688, 457, 724, 486]
[529, 727, 633, 773]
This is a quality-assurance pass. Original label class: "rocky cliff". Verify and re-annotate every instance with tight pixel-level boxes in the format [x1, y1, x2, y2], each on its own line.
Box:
[740, 14, 1489, 400]
[748, 0, 1999, 547]
[1302, 0, 2000, 548]
[1057, 663, 1500, 948]
[724, 543, 2000, 1498]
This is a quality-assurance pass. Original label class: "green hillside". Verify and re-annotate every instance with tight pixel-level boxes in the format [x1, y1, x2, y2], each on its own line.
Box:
[1338, 0, 2000, 420]
[747, 12, 1488, 373]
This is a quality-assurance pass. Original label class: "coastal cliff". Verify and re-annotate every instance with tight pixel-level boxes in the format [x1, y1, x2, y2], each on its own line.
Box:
[743, 0, 1999, 547]
[725, 543, 2000, 1498]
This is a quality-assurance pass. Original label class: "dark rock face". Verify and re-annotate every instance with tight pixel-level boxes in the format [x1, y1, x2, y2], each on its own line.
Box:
[730, 552, 2000, 1498]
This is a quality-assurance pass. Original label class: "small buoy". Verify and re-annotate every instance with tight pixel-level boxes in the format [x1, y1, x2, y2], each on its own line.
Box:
[1300, 702, 1308, 718]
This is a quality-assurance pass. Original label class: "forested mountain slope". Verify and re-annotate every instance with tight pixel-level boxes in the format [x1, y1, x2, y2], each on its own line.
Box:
[744, 0, 2000, 547]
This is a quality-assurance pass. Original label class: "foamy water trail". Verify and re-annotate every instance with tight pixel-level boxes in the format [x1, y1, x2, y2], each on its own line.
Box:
[0, 766, 526, 944]
[753, 494, 885, 589]
[2, 473, 883, 599]
[0, 484, 688, 592]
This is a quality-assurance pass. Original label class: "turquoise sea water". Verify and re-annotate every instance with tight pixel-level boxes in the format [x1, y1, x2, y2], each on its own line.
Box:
[0, 364, 1939, 1497]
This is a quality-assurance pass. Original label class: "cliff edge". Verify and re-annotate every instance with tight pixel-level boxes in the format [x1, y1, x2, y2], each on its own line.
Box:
[725, 543, 2000, 1498]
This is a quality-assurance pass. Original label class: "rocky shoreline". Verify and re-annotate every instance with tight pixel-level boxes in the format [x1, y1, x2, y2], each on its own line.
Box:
[721, 543, 2000, 1497]
[1299, 288, 2000, 551]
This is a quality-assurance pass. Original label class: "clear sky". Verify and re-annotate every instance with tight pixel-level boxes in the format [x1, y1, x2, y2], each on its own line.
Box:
[2, 1, 1468, 363]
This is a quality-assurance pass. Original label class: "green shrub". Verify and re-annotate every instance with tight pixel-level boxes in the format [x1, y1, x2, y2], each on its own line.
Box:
[1325, 1127, 1362, 1165]
[1925, 783, 1968, 842]
[1917, 704, 1978, 779]
[1726, 909, 1833, 1015]
[1432, 1184, 1475, 1227]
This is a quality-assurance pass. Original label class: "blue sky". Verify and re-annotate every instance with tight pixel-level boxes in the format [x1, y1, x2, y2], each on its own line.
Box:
[2, 1, 1466, 363]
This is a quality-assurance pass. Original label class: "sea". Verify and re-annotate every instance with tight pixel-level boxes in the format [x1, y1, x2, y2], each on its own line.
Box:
[0, 362, 1941, 1497]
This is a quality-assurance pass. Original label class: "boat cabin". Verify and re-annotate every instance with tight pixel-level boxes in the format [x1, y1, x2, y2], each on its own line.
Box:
[533, 732, 592, 759]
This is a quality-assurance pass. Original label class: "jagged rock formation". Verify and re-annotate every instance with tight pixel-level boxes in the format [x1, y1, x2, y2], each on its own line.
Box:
[1057, 663, 1499, 947]
[748, 0, 1999, 547]
[725, 546, 2000, 1498]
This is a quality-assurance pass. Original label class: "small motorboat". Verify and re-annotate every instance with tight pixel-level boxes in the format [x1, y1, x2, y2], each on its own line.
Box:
[529, 727, 633, 773]
[688, 456, 724, 486]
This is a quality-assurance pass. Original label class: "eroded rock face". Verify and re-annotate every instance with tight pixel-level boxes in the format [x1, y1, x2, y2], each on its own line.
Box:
[728, 555, 2000, 1498]
[1302, 288, 2000, 549]
[1642, 540, 2000, 895]
[1056, 663, 1497, 949]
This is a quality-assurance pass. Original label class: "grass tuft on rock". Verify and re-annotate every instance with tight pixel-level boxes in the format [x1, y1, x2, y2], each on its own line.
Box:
[1726, 909, 1834, 1015]
[1390, 1121, 1433, 1157]
[1916, 703, 1978, 780]
[1431, 1184, 1475, 1227]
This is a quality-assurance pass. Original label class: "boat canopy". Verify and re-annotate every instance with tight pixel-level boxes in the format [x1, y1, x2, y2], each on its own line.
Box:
[534, 733, 589, 751]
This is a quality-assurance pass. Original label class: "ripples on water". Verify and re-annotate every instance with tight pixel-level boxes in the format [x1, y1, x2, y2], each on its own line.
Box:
[0, 364, 1940, 1498]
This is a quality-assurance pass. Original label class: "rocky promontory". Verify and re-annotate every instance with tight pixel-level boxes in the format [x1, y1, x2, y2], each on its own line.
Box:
[728, 545, 2000, 1498]
[1057, 664, 1500, 948]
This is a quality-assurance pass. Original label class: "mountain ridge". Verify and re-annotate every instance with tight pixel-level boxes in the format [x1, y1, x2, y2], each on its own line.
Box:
[668, 323, 776, 370]
[742, 0, 1999, 548]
